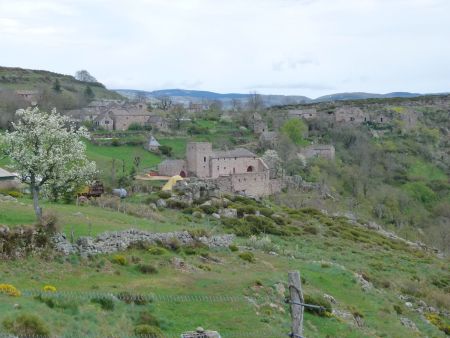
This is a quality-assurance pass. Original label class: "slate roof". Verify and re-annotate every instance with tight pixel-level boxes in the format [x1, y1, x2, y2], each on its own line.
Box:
[0, 168, 16, 179]
[148, 136, 161, 147]
[212, 148, 256, 159]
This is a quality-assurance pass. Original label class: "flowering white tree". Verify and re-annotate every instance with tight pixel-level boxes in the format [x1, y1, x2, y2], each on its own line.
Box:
[1, 107, 97, 219]
[262, 149, 283, 179]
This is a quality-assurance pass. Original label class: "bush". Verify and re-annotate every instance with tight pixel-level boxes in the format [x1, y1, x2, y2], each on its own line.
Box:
[238, 251, 255, 263]
[166, 199, 189, 209]
[37, 211, 60, 234]
[146, 194, 160, 204]
[134, 325, 164, 337]
[157, 191, 172, 199]
[148, 246, 168, 255]
[91, 297, 115, 311]
[237, 206, 256, 217]
[35, 294, 79, 314]
[2, 314, 50, 337]
[137, 310, 160, 327]
[2, 190, 22, 198]
[303, 294, 332, 316]
[111, 138, 121, 147]
[137, 264, 158, 274]
[229, 244, 239, 252]
[112, 255, 127, 265]
[393, 304, 403, 315]
[164, 238, 181, 251]
[259, 208, 274, 217]
[187, 125, 209, 135]
[159, 145, 172, 156]
[117, 291, 148, 305]
[199, 204, 218, 215]
[0, 284, 21, 297]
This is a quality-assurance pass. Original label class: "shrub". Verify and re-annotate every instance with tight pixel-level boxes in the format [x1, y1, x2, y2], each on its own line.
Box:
[3, 190, 22, 198]
[134, 325, 164, 337]
[166, 199, 189, 209]
[199, 204, 218, 215]
[148, 246, 168, 255]
[158, 145, 172, 156]
[426, 313, 450, 335]
[112, 255, 127, 265]
[37, 211, 60, 234]
[43, 285, 57, 292]
[157, 190, 172, 199]
[245, 235, 279, 253]
[237, 206, 256, 217]
[137, 264, 158, 274]
[229, 244, 239, 252]
[118, 291, 149, 305]
[34, 294, 79, 314]
[303, 294, 332, 317]
[165, 238, 181, 251]
[137, 310, 160, 327]
[0, 284, 21, 297]
[2, 314, 50, 337]
[393, 304, 403, 315]
[146, 194, 160, 204]
[303, 225, 318, 235]
[238, 252, 255, 263]
[111, 138, 120, 147]
[91, 297, 115, 311]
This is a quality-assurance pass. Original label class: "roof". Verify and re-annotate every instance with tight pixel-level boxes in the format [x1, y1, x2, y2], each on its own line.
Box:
[0, 168, 16, 179]
[260, 131, 278, 140]
[148, 136, 160, 147]
[212, 148, 256, 159]
[159, 159, 186, 166]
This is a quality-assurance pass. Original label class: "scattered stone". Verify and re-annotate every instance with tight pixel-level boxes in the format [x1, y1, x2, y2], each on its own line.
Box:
[405, 302, 413, 308]
[13, 303, 20, 309]
[355, 273, 372, 292]
[219, 208, 237, 218]
[400, 317, 418, 331]
[52, 230, 235, 256]
[324, 293, 337, 304]
[211, 213, 221, 219]
[192, 211, 204, 219]
[156, 199, 167, 208]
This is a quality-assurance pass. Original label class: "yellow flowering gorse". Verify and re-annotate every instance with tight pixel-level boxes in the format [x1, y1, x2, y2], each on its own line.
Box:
[43, 285, 57, 292]
[0, 284, 21, 297]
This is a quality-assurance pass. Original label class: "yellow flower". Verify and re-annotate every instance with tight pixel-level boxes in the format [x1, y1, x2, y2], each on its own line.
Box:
[0, 283, 21, 297]
[43, 285, 57, 292]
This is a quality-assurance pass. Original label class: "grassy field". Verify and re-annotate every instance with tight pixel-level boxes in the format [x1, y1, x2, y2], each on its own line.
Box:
[0, 198, 448, 337]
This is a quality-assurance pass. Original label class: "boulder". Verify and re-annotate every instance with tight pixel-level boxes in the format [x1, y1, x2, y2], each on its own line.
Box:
[219, 208, 237, 218]
[156, 199, 167, 208]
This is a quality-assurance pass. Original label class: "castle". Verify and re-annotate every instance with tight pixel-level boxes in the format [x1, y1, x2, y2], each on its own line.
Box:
[158, 142, 281, 197]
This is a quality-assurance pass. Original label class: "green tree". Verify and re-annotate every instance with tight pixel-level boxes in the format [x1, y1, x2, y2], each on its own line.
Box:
[84, 85, 95, 100]
[53, 79, 61, 92]
[281, 118, 307, 145]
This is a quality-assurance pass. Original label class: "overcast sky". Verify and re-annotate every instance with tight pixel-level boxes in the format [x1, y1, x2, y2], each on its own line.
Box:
[1, 0, 449, 98]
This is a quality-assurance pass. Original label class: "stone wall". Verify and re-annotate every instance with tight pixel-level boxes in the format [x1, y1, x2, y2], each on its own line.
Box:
[158, 160, 187, 177]
[209, 157, 262, 178]
[186, 142, 213, 178]
[230, 171, 270, 197]
[53, 230, 235, 256]
[298, 145, 335, 160]
[114, 114, 151, 131]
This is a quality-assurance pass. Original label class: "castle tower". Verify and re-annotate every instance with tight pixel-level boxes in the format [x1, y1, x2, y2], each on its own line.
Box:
[186, 142, 213, 178]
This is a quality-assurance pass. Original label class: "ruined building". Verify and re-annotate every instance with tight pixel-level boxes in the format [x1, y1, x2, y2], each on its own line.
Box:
[158, 142, 281, 197]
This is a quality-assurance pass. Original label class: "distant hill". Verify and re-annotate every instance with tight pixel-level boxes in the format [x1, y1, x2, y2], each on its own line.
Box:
[115, 88, 312, 107]
[115, 88, 442, 107]
[0, 66, 123, 100]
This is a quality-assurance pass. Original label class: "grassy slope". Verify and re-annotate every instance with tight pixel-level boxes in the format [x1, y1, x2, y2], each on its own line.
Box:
[0, 67, 121, 100]
[0, 199, 448, 337]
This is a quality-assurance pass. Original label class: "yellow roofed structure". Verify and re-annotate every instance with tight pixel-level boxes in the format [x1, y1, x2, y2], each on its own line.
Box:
[162, 175, 184, 191]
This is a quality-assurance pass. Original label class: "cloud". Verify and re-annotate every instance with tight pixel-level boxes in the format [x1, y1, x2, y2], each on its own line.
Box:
[272, 58, 318, 71]
[249, 82, 335, 91]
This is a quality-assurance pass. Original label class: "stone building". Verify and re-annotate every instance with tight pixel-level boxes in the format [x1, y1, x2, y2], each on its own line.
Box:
[249, 112, 268, 134]
[145, 135, 161, 151]
[148, 115, 169, 132]
[0, 167, 19, 189]
[93, 111, 115, 130]
[298, 144, 335, 161]
[288, 108, 318, 120]
[334, 107, 368, 123]
[158, 142, 280, 197]
[15, 90, 39, 106]
[259, 131, 279, 149]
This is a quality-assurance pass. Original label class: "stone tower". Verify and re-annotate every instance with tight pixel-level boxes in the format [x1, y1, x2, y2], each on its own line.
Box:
[186, 142, 212, 178]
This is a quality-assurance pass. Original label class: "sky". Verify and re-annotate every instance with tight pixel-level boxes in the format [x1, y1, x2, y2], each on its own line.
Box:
[0, 0, 449, 98]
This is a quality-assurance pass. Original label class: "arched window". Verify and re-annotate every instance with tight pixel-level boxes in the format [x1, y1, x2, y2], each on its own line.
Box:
[247, 166, 254, 172]
[179, 170, 186, 178]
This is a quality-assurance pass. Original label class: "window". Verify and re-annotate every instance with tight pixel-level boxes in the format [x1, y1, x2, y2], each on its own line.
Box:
[105, 120, 110, 124]
[204, 156, 206, 162]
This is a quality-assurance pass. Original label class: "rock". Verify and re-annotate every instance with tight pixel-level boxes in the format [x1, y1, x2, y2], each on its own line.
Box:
[192, 211, 203, 219]
[211, 213, 221, 219]
[355, 273, 372, 292]
[149, 203, 157, 211]
[13, 303, 21, 309]
[219, 208, 237, 218]
[196, 327, 205, 333]
[400, 317, 418, 331]
[156, 199, 167, 208]
[323, 293, 337, 304]
[405, 302, 413, 308]
[201, 200, 212, 206]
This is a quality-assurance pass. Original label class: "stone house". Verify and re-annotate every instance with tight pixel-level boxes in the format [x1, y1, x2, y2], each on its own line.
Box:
[288, 108, 318, 120]
[158, 142, 280, 197]
[249, 112, 268, 134]
[298, 144, 335, 161]
[145, 135, 161, 151]
[15, 90, 39, 106]
[93, 111, 115, 130]
[148, 115, 170, 132]
[0, 168, 19, 189]
[334, 107, 368, 123]
[259, 131, 279, 149]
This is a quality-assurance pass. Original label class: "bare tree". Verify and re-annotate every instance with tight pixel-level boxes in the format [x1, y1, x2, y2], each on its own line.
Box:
[231, 98, 243, 112]
[246, 91, 264, 111]
[75, 70, 97, 83]
[135, 91, 147, 102]
[157, 96, 173, 111]
[169, 104, 186, 129]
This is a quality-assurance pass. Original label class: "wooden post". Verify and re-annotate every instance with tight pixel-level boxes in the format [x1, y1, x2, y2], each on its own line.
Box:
[288, 270, 304, 337]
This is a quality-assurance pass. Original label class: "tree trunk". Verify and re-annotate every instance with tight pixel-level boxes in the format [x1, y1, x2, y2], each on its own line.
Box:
[31, 182, 42, 221]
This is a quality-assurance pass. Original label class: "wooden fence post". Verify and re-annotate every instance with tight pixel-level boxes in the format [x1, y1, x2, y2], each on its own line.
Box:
[288, 270, 304, 338]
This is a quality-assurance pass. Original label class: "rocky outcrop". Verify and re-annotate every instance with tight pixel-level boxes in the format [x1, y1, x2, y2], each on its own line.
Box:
[52, 229, 235, 256]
